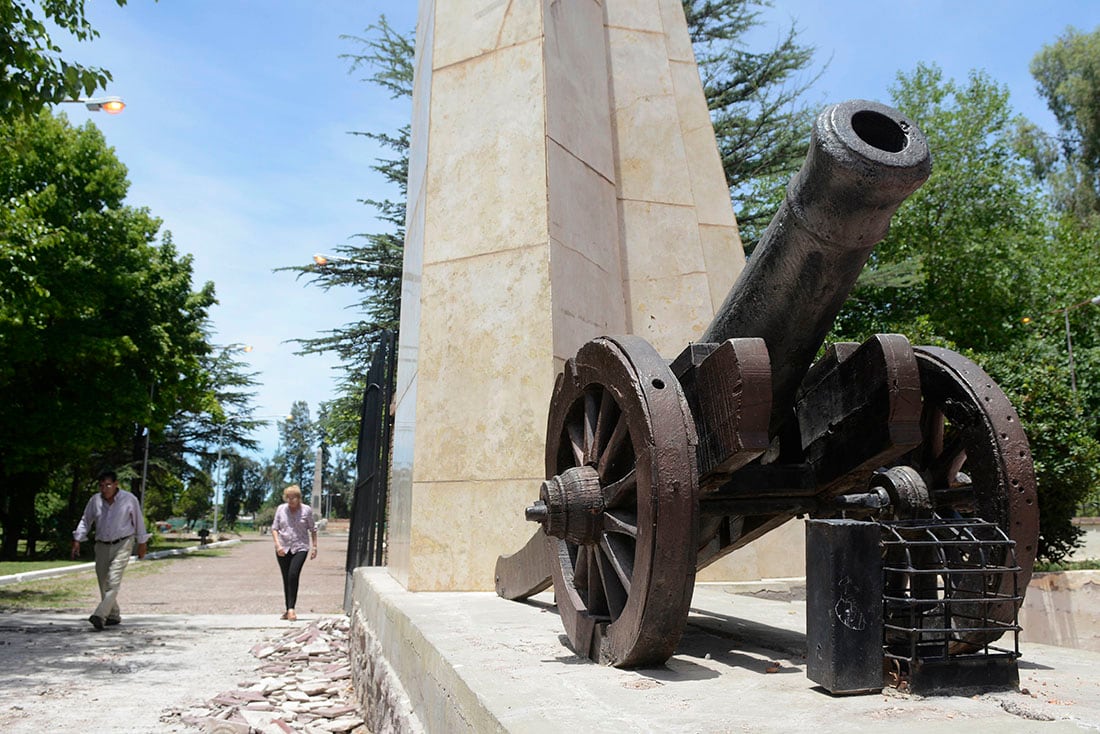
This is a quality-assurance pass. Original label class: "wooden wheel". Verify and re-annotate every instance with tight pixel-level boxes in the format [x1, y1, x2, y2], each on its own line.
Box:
[884, 346, 1039, 649]
[528, 336, 699, 667]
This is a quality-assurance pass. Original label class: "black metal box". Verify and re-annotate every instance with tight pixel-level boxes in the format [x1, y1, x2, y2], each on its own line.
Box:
[805, 519, 883, 694]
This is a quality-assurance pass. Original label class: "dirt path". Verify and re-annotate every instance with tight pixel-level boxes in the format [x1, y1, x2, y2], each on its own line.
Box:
[109, 531, 350, 616]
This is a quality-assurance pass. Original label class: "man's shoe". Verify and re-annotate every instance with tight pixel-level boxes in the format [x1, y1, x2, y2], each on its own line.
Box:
[88, 615, 104, 631]
[105, 618, 121, 626]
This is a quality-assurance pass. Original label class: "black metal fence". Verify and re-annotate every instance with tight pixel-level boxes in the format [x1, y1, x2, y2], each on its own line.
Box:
[344, 330, 397, 610]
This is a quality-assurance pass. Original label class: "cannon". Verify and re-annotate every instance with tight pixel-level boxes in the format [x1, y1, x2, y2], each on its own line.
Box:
[494, 100, 1039, 679]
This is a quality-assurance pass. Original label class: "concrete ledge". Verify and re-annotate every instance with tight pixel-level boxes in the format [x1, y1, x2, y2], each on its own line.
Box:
[349, 567, 1100, 733]
[0, 539, 241, 587]
[1021, 570, 1100, 652]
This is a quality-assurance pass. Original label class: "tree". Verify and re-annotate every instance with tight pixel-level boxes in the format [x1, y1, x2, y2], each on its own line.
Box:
[1, 0, 128, 119]
[222, 455, 263, 528]
[178, 476, 211, 529]
[1025, 26, 1100, 221]
[684, 0, 822, 248]
[0, 111, 216, 558]
[276, 401, 317, 502]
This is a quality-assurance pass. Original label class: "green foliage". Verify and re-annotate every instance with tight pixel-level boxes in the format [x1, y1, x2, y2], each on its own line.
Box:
[1026, 25, 1100, 221]
[276, 401, 318, 502]
[177, 477, 211, 526]
[254, 505, 276, 531]
[144, 471, 183, 522]
[0, 0, 127, 119]
[684, 0, 821, 248]
[979, 345, 1097, 563]
[222, 454, 267, 526]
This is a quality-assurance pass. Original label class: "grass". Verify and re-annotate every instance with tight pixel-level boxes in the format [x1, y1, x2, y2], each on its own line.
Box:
[0, 569, 99, 611]
[0, 538, 206, 573]
[0, 546, 232, 612]
[0, 559, 83, 575]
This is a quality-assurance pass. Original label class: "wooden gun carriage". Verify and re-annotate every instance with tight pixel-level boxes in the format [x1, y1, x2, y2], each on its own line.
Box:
[494, 100, 1039, 678]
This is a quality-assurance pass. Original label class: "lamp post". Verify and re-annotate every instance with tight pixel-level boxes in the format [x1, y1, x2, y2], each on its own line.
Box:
[60, 95, 126, 114]
[213, 422, 226, 535]
[1023, 294, 1100, 398]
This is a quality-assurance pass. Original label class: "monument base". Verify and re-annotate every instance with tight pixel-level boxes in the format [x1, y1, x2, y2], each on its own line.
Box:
[347, 567, 1100, 733]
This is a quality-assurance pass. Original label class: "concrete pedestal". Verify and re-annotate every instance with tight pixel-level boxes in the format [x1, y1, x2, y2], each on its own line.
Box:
[348, 568, 1100, 733]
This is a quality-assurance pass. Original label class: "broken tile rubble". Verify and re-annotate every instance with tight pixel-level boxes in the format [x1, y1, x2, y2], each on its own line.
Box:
[161, 616, 367, 734]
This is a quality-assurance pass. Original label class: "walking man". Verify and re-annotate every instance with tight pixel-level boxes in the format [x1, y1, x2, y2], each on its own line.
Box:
[71, 469, 149, 630]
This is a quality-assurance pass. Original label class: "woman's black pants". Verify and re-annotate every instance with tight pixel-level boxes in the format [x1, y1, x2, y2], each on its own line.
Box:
[277, 550, 308, 610]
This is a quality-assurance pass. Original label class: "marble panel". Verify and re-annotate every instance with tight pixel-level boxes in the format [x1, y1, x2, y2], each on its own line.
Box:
[626, 271, 714, 355]
[606, 26, 673, 110]
[407, 0, 435, 223]
[432, 0, 543, 71]
[618, 199, 707, 279]
[604, 0, 663, 33]
[386, 372, 416, 588]
[544, 0, 615, 181]
[658, 0, 695, 63]
[423, 41, 549, 263]
[698, 223, 745, 313]
[413, 247, 556, 484]
[546, 139, 620, 275]
[669, 60, 739, 228]
[550, 235, 628, 361]
[612, 95, 695, 207]
[407, 479, 544, 591]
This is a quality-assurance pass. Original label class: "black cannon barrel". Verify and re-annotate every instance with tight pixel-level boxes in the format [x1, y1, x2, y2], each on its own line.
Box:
[701, 99, 931, 436]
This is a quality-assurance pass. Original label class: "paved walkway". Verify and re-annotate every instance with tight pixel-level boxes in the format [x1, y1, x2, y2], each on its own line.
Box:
[0, 532, 355, 733]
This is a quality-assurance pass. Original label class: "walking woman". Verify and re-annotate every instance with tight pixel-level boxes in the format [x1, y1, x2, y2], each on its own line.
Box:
[271, 485, 318, 621]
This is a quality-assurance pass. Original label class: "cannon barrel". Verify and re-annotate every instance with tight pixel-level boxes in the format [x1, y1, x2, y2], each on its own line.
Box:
[701, 99, 931, 435]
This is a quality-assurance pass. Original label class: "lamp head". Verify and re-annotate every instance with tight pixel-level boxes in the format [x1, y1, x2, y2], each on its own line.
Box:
[84, 96, 125, 114]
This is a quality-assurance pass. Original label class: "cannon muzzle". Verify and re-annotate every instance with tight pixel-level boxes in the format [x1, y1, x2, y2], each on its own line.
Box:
[701, 99, 931, 435]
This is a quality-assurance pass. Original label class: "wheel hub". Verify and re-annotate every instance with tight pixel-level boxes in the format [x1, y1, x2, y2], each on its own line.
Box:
[872, 465, 932, 520]
[525, 466, 604, 545]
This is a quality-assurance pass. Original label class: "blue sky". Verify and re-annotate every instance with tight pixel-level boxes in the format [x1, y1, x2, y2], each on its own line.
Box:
[62, 2, 1098, 457]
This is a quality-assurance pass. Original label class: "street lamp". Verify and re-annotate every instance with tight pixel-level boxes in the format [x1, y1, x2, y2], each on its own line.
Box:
[312, 252, 401, 270]
[61, 96, 126, 114]
[1022, 294, 1100, 397]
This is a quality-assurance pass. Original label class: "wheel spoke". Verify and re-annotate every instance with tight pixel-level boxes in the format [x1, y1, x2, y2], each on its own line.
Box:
[602, 509, 638, 537]
[599, 533, 634, 593]
[595, 541, 629, 618]
[593, 389, 618, 461]
[597, 414, 630, 482]
[921, 405, 945, 470]
[587, 547, 609, 618]
[583, 391, 599, 463]
[930, 432, 967, 488]
[566, 419, 585, 468]
[573, 544, 589, 590]
[601, 468, 637, 509]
